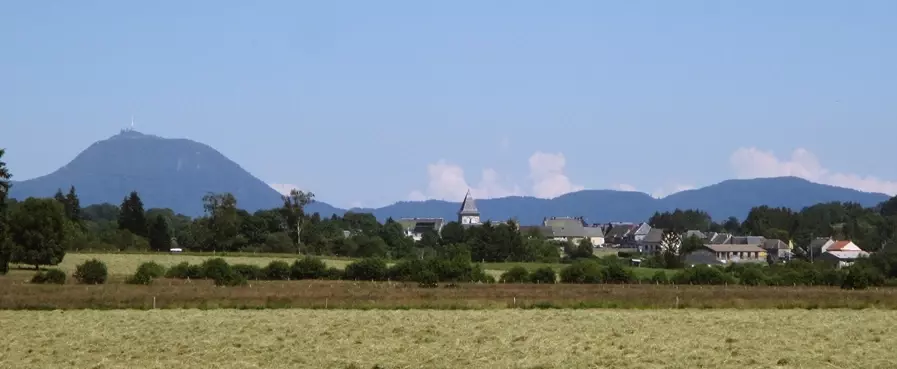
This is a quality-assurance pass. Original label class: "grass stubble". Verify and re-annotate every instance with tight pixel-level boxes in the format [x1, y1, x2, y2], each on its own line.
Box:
[0, 309, 895, 369]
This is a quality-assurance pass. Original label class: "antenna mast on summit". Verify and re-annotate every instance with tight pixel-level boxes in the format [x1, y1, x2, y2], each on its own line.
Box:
[130, 115, 135, 131]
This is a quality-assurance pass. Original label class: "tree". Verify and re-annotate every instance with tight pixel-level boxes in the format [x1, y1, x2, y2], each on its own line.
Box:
[118, 191, 147, 237]
[202, 193, 240, 251]
[65, 186, 81, 224]
[0, 149, 11, 273]
[440, 221, 466, 245]
[679, 234, 704, 256]
[148, 214, 172, 251]
[8, 197, 68, 269]
[280, 189, 314, 251]
[660, 230, 681, 255]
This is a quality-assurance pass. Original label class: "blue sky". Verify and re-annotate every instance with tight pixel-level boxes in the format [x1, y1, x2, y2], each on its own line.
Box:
[2, 1, 896, 208]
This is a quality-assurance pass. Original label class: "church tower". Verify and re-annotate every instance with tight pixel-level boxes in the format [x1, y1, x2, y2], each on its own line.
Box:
[458, 190, 481, 225]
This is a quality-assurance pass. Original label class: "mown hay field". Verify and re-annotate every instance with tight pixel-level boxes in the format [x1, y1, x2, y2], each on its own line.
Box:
[13, 252, 514, 279]
[1, 309, 895, 369]
[48, 253, 354, 275]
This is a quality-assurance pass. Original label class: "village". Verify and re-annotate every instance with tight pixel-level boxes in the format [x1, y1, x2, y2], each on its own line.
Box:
[397, 191, 871, 268]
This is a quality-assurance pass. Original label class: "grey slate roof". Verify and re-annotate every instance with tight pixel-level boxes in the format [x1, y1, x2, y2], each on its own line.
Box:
[704, 244, 766, 253]
[458, 190, 479, 215]
[761, 239, 789, 250]
[641, 228, 664, 244]
[709, 233, 732, 244]
[731, 236, 766, 245]
[606, 224, 635, 239]
[684, 249, 726, 266]
[583, 226, 604, 238]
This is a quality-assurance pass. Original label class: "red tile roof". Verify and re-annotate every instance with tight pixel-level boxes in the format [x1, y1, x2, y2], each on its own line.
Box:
[828, 240, 851, 251]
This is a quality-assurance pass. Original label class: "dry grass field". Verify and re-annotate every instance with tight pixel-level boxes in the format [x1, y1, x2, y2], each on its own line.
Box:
[3, 278, 897, 310]
[1, 309, 895, 369]
[47, 253, 354, 275]
[19, 253, 518, 279]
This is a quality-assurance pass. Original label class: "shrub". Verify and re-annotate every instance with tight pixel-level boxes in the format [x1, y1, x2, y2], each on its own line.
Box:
[529, 267, 557, 284]
[344, 258, 388, 281]
[470, 264, 493, 283]
[232, 264, 265, 280]
[165, 262, 203, 279]
[290, 256, 328, 280]
[842, 265, 885, 290]
[650, 270, 669, 284]
[201, 258, 233, 281]
[264, 260, 291, 280]
[136, 261, 166, 278]
[388, 259, 427, 282]
[500, 266, 530, 283]
[324, 267, 344, 280]
[73, 259, 108, 284]
[737, 267, 768, 286]
[672, 265, 736, 285]
[126, 270, 154, 285]
[559, 260, 604, 283]
[31, 269, 66, 284]
[416, 270, 438, 288]
[602, 263, 634, 284]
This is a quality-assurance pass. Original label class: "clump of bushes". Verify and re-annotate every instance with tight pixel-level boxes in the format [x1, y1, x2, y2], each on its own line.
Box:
[31, 269, 66, 284]
[529, 267, 557, 284]
[291, 256, 328, 279]
[127, 261, 168, 285]
[500, 266, 530, 283]
[649, 270, 669, 284]
[672, 265, 737, 285]
[263, 260, 291, 280]
[232, 264, 265, 280]
[344, 258, 388, 281]
[165, 262, 202, 279]
[74, 259, 108, 284]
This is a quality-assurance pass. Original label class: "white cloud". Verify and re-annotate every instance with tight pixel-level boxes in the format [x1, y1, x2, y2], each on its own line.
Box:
[409, 151, 583, 201]
[528, 151, 584, 198]
[269, 183, 301, 196]
[614, 184, 637, 192]
[730, 147, 897, 196]
[408, 160, 522, 201]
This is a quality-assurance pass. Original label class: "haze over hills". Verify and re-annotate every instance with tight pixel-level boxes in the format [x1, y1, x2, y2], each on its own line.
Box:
[9, 131, 891, 223]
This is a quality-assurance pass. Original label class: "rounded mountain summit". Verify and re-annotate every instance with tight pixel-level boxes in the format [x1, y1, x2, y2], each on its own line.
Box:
[9, 130, 339, 217]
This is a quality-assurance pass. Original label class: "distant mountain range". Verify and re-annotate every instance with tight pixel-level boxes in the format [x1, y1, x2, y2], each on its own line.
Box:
[10, 131, 892, 224]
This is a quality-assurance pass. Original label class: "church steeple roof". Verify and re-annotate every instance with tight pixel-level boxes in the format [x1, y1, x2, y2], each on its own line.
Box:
[458, 190, 479, 215]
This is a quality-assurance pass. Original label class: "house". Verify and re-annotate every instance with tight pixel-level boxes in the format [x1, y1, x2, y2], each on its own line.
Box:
[761, 239, 792, 262]
[818, 240, 869, 268]
[605, 222, 650, 245]
[396, 218, 444, 241]
[730, 236, 766, 245]
[683, 249, 726, 266]
[807, 237, 835, 257]
[604, 223, 634, 245]
[700, 244, 768, 264]
[631, 222, 652, 242]
[638, 228, 667, 253]
[541, 217, 605, 246]
[584, 226, 605, 247]
[705, 232, 733, 244]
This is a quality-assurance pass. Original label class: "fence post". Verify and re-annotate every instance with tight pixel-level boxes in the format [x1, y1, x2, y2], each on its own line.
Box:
[153, 296, 156, 309]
